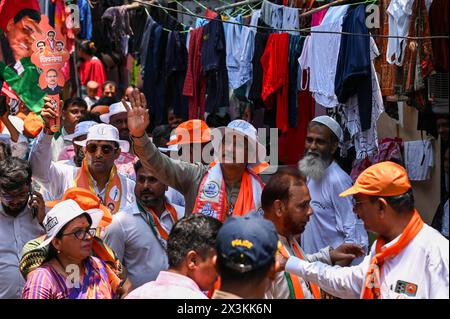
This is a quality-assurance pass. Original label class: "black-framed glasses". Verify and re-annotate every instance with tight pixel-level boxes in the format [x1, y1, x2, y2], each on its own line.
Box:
[62, 228, 96, 240]
[86, 143, 117, 155]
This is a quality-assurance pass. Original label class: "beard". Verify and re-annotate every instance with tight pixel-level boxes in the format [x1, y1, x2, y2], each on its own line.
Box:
[298, 152, 328, 181]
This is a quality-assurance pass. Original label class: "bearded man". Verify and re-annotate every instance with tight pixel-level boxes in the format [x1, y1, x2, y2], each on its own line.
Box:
[298, 116, 368, 265]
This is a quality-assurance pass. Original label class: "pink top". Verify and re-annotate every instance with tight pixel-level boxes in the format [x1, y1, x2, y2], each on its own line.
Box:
[125, 271, 207, 299]
[311, 8, 329, 27]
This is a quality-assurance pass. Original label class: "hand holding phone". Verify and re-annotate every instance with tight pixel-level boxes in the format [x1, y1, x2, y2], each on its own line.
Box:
[28, 191, 46, 224]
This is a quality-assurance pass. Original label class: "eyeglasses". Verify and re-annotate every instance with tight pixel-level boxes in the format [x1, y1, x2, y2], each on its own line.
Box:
[86, 143, 117, 155]
[352, 198, 371, 208]
[61, 228, 96, 240]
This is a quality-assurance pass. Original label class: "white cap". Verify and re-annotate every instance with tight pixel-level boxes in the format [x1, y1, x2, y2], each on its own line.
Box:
[100, 101, 129, 124]
[38, 199, 103, 249]
[64, 121, 98, 141]
[213, 120, 266, 164]
[74, 123, 130, 152]
[311, 116, 343, 141]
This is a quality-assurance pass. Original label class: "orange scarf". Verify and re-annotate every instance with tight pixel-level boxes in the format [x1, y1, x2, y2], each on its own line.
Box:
[193, 161, 265, 222]
[278, 239, 321, 299]
[74, 159, 122, 214]
[146, 203, 178, 241]
[362, 210, 424, 299]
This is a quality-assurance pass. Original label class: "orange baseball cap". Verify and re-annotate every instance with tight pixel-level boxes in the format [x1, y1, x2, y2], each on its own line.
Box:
[340, 161, 411, 197]
[167, 119, 211, 145]
[46, 187, 112, 227]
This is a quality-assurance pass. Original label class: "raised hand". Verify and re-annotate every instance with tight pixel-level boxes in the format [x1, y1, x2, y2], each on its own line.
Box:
[122, 88, 149, 138]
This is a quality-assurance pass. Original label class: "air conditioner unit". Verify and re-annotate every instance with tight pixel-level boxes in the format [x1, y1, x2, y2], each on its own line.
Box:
[428, 71, 449, 114]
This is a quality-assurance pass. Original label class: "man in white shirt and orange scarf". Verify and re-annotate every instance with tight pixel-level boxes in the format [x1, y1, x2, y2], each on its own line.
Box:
[262, 167, 365, 299]
[282, 161, 449, 299]
[29, 100, 135, 214]
[124, 89, 267, 221]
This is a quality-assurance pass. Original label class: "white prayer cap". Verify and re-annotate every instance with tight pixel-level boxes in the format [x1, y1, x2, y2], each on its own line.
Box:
[311, 116, 342, 141]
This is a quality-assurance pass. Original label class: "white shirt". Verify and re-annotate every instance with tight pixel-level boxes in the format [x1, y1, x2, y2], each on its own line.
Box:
[301, 161, 368, 264]
[299, 5, 350, 108]
[0, 206, 46, 299]
[103, 200, 184, 289]
[165, 187, 185, 207]
[29, 131, 135, 210]
[50, 127, 70, 162]
[287, 224, 449, 299]
[387, 0, 415, 66]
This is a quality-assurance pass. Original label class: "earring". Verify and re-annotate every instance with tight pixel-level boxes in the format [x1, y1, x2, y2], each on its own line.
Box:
[57, 250, 61, 254]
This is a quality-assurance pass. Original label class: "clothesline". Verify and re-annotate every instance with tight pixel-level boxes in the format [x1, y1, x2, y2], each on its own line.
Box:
[130, 0, 449, 40]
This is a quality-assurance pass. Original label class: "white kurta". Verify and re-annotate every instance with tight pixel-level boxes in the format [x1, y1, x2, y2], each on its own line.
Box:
[301, 161, 368, 264]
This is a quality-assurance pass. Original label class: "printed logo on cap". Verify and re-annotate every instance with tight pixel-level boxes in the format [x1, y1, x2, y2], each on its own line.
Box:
[231, 239, 253, 249]
[97, 126, 107, 135]
[44, 216, 58, 232]
[230, 121, 250, 131]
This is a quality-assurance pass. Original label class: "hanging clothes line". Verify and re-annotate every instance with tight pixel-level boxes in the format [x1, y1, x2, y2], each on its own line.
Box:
[129, 0, 449, 39]
[216, 0, 261, 11]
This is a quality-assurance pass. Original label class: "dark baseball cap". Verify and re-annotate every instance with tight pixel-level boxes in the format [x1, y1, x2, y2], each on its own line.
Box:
[216, 211, 278, 273]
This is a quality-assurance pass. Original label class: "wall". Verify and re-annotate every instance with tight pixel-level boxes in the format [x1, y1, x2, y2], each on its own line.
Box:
[377, 104, 441, 224]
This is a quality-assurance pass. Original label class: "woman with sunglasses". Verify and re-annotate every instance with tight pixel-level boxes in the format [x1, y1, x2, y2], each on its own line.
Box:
[22, 199, 114, 299]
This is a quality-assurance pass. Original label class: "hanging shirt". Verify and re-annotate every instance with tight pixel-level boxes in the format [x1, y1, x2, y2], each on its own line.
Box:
[183, 27, 206, 119]
[301, 161, 369, 263]
[224, 15, 244, 89]
[386, 0, 415, 66]
[288, 224, 449, 299]
[237, 10, 261, 89]
[0, 206, 46, 299]
[104, 200, 184, 289]
[261, 33, 290, 133]
[299, 5, 350, 108]
[404, 140, 434, 181]
[334, 4, 372, 132]
[78, 0, 92, 40]
[201, 19, 229, 114]
[341, 38, 384, 160]
[260, 0, 299, 34]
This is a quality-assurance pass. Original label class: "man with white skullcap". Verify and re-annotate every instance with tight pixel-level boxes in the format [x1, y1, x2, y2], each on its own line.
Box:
[298, 116, 368, 266]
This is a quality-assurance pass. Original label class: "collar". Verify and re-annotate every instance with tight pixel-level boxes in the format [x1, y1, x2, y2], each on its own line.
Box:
[211, 290, 242, 299]
[156, 271, 203, 292]
[133, 197, 172, 216]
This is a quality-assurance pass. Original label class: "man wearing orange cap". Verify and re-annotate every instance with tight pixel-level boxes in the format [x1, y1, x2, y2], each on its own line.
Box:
[283, 161, 449, 299]
[167, 119, 212, 165]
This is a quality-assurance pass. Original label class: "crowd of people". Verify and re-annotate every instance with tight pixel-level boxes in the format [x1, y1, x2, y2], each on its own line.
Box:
[1, 85, 448, 300]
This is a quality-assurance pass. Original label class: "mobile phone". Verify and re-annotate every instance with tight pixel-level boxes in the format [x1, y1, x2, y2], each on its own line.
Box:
[28, 188, 38, 219]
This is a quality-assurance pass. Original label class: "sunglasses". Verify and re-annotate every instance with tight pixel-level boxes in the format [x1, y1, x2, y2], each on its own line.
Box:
[86, 143, 117, 155]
